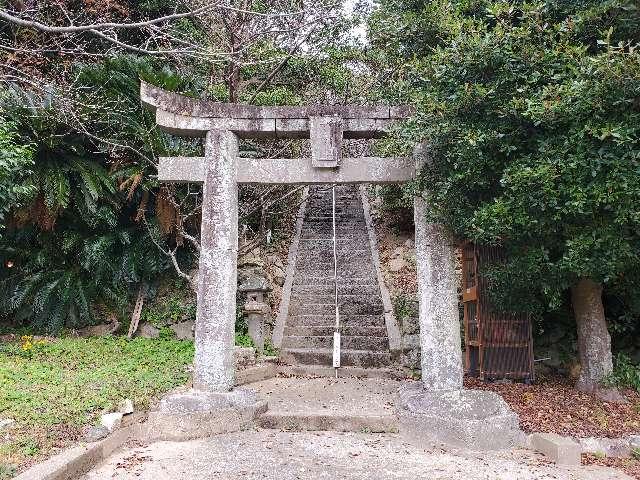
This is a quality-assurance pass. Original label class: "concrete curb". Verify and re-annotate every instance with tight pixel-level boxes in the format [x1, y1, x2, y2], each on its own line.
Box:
[272, 187, 310, 348]
[14, 421, 148, 480]
[528, 433, 582, 466]
[359, 186, 402, 354]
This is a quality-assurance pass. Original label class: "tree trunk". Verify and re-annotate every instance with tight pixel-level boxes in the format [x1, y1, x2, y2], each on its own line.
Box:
[571, 278, 625, 402]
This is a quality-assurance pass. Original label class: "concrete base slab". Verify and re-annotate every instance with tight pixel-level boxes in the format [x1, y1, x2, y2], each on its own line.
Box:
[251, 376, 400, 432]
[82, 430, 631, 480]
[397, 383, 526, 450]
[146, 388, 267, 441]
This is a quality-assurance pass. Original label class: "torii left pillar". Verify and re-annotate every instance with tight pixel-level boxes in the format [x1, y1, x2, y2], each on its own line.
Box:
[194, 130, 238, 391]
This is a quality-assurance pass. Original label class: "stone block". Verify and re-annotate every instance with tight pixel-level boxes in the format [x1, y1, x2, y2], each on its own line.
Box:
[529, 433, 581, 466]
[170, 320, 195, 340]
[100, 412, 123, 431]
[578, 436, 631, 458]
[234, 346, 256, 368]
[146, 388, 267, 442]
[310, 116, 342, 168]
[397, 383, 525, 450]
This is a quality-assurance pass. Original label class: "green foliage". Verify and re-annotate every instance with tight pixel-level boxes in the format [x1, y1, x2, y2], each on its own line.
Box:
[0, 121, 35, 236]
[1, 226, 166, 333]
[0, 464, 16, 480]
[0, 336, 194, 426]
[393, 294, 418, 321]
[141, 292, 196, 328]
[235, 334, 255, 348]
[262, 340, 279, 357]
[0, 335, 193, 471]
[604, 353, 640, 392]
[371, 1, 640, 318]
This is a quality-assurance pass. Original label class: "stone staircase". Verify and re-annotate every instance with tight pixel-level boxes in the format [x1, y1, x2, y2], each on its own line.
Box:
[280, 185, 393, 369]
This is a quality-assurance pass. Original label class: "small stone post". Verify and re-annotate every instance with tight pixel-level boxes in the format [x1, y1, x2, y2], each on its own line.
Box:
[413, 144, 464, 391]
[238, 275, 272, 354]
[193, 130, 239, 391]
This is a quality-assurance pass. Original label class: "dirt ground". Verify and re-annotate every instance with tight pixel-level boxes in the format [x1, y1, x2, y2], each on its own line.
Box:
[82, 430, 630, 480]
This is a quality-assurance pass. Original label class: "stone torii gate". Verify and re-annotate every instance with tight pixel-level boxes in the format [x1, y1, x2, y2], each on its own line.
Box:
[141, 82, 523, 449]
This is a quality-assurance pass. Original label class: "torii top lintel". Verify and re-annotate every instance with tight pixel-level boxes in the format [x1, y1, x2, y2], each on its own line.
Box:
[140, 81, 413, 139]
[141, 81, 415, 184]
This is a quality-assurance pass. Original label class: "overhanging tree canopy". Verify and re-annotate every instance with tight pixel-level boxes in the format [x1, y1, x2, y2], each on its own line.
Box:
[369, 0, 640, 398]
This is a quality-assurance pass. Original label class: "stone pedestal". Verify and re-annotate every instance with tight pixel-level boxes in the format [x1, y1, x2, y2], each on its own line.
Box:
[397, 382, 525, 450]
[193, 130, 239, 392]
[147, 388, 267, 442]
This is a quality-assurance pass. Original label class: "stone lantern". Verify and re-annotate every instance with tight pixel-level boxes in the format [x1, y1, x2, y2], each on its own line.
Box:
[238, 274, 271, 354]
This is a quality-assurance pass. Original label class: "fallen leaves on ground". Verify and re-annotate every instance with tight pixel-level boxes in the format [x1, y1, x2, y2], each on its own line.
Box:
[464, 375, 640, 438]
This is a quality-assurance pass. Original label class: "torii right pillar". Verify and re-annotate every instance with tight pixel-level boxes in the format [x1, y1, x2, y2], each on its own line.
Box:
[397, 143, 525, 450]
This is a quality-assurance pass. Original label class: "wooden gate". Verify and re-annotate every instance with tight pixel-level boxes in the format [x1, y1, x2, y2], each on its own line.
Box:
[461, 242, 535, 382]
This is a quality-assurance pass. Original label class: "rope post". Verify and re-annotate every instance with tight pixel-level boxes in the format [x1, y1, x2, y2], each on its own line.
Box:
[332, 184, 341, 375]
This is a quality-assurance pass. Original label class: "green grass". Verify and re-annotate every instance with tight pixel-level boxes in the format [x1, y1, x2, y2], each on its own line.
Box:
[0, 336, 194, 474]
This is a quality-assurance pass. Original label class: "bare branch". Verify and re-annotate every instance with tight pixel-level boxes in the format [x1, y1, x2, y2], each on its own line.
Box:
[0, 4, 304, 34]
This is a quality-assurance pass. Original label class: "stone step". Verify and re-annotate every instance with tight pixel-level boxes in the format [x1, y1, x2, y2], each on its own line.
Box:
[280, 348, 393, 368]
[293, 276, 377, 286]
[284, 325, 388, 337]
[292, 284, 382, 296]
[300, 231, 370, 239]
[288, 302, 384, 316]
[290, 292, 383, 301]
[286, 314, 386, 327]
[256, 412, 398, 433]
[275, 364, 404, 379]
[296, 251, 371, 266]
[293, 266, 377, 279]
[282, 335, 389, 350]
[294, 256, 373, 269]
[289, 295, 384, 310]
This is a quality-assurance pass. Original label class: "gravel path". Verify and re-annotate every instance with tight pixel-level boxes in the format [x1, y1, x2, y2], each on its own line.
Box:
[82, 430, 630, 480]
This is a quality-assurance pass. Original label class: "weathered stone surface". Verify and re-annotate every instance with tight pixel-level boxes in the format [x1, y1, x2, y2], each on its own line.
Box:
[118, 399, 134, 415]
[84, 429, 631, 480]
[158, 156, 415, 185]
[137, 323, 159, 339]
[141, 81, 412, 122]
[630, 434, 640, 449]
[397, 382, 525, 450]
[0, 418, 15, 430]
[78, 321, 120, 337]
[100, 412, 123, 432]
[310, 116, 342, 168]
[234, 346, 256, 369]
[414, 196, 463, 390]
[529, 433, 581, 466]
[146, 388, 267, 441]
[193, 130, 238, 392]
[81, 425, 110, 443]
[389, 257, 408, 272]
[578, 437, 631, 458]
[170, 320, 194, 340]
